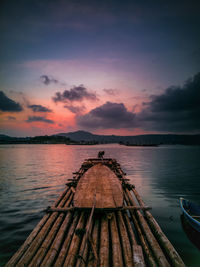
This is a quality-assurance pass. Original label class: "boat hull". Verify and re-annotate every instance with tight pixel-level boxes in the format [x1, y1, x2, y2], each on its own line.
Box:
[180, 198, 200, 233]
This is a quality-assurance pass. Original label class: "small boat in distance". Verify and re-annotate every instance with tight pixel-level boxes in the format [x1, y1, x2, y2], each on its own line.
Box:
[180, 197, 200, 232]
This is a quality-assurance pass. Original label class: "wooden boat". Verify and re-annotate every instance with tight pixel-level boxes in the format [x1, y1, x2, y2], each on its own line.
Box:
[180, 214, 200, 250]
[180, 197, 200, 232]
[6, 157, 185, 266]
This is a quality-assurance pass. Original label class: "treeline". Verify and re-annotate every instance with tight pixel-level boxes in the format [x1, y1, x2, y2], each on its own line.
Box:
[0, 135, 71, 144]
[0, 135, 101, 145]
[1, 132, 200, 145]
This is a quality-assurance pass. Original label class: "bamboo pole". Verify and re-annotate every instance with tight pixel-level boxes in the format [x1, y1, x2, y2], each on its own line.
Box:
[123, 212, 145, 266]
[47, 207, 74, 212]
[76, 203, 95, 267]
[41, 211, 73, 266]
[54, 212, 80, 266]
[15, 188, 72, 266]
[76, 217, 100, 267]
[28, 213, 66, 267]
[116, 212, 133, 267]
[88, 234, 99, 266]
[132, 188, 185, 267]
[87, 216, 100, 267]
[116, 162, 184, 266]
[63, 212, 86, 267]
[99, 216, 109, 267]
[125, 189, 170, 267]
[77, 235, 90, 267]
[122, 212, 137, 246]
[54, 186, 71, 207]
[110, 213, 123, 267]
[28, 193, 74, 267]
[5, 186, 70, 267]
[124, 191, 157, 267]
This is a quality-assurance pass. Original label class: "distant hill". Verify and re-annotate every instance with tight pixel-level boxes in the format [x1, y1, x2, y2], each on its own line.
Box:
[57, 130, 200, 145]
[57, 130, 123, 143]
[57, 130, 97, 141]
[1, 130, 200, 145]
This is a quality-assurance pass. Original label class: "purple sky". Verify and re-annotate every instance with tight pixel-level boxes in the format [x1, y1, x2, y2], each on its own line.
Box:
[0, 0, 200, 136]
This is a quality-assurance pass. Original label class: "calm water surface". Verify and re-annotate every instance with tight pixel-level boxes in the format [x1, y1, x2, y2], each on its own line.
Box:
[0, 144, 200, 266]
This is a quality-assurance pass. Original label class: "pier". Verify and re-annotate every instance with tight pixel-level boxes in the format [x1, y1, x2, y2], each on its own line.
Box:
[6, 158, 185, 266]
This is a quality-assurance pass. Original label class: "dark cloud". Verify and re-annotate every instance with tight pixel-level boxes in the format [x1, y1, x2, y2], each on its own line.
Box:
[0, 91, 23, 112]
[40, 75, 58, 85]
[28, 104, 52, 112]
[139, 72, 200, 132]
[103, 89, 118, 96]
[77, 101, 136, 129]
[148, 73, 200, 112]
[77, 73, 200, 132]
[64, 105, 85, 114]
[52, 85, 97, 103]
[26, 116, 54, 124]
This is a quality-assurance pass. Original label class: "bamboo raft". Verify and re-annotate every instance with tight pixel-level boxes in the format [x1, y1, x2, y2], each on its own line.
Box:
[6, 157, 185, 267]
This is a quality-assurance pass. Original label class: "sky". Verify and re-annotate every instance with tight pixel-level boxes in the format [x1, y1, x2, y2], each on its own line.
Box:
[0, 0, 200, 137]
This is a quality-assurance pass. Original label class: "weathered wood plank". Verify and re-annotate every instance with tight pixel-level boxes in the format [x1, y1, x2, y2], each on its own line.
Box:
[99, 216, 109, 267]
[74, 164, 123, 209]
[110, 214, 123, 267]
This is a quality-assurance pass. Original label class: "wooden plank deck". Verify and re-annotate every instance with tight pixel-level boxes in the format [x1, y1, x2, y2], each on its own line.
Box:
[74, 163, 123, 209]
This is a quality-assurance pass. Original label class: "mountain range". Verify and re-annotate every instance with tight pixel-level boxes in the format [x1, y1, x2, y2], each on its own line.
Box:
[1, 130, 200, 145]
[57, 130, 200, 145]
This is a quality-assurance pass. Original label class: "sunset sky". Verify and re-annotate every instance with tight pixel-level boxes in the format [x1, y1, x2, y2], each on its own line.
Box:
[0, 0, 200, 137]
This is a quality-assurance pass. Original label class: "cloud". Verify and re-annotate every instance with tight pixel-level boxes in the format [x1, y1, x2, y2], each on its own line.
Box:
[0, 91, 23, 112]
[103, 88, 118, 96]
[40, 75, 58, 85]
[52, 85, 97, 103]
[76, 73, 200, 133]
[139, 72, 200, 132]
[64, 105, 85, 114]
[26, 116, 54, 124]
[28, 104, 52, 112]
[77, 101, 136, 129]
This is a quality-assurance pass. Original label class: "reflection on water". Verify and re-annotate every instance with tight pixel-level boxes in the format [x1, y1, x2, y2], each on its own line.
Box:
[180, 214, 200, 251]
[0, 144, 200, 266]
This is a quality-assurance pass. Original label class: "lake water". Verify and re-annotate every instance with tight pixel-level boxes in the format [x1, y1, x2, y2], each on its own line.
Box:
[0, 144, 200, 266]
